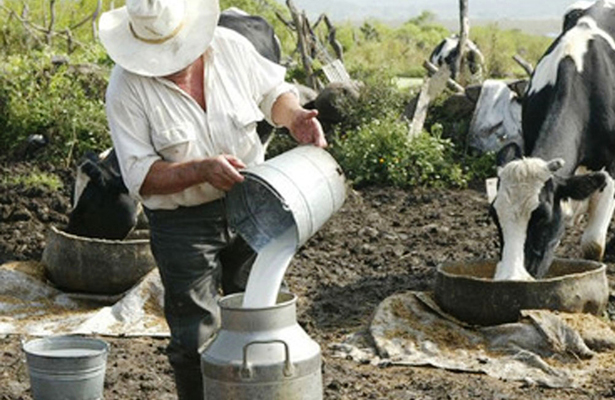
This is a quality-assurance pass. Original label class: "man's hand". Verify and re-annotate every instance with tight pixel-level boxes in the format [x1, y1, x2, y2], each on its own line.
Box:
[289, 108, 327, 148]
[272, 92, 327, 148]
[140, 155, 246, 196]
[200, 155, 246, 191]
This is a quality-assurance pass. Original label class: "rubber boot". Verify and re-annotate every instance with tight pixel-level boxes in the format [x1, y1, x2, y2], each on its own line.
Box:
[173, 365, 204, 400]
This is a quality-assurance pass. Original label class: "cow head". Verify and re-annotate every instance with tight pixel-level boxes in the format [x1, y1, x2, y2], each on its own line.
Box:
[563, 1, 594, 32]
[429, 36, 484, 79]
[67, 149, 139, 240]
[490, 143, 607, 280]
[467, 79, 527, 153]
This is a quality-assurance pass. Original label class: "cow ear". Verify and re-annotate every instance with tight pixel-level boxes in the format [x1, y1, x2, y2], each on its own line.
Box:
[556, 172, 607, 201]
[464, 84, 482, 103]
[507, 79, 529, 99]
[80, 160, 104, 185]
[496, 142, 523, 170]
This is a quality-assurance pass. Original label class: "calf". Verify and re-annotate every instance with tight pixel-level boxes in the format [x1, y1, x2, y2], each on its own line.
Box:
[490, 0, 615, 281]
[66, 148, 140, 240]
[429, 35, 484, 79]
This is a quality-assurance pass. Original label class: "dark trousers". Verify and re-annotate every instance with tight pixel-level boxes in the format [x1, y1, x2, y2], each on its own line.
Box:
[144, 199, 256, 400]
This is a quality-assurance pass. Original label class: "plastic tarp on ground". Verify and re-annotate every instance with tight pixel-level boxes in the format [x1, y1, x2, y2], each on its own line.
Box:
[0, 261, 169, 337]
[331, 291, 615, 388]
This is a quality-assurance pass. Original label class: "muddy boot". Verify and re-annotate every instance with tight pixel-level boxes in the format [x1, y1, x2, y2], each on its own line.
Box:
[173, 365, 203, 400]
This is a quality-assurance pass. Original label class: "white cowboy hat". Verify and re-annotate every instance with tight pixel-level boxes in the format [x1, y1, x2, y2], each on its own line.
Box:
[99, 0, 220, 77]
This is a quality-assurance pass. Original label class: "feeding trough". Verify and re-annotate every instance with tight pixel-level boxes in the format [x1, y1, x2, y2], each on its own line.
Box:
[435, 258, 609, 326]
[42, 225, 156, 295]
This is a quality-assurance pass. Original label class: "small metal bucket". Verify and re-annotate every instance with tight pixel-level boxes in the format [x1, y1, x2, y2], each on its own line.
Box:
[226, 145, 346, 251]
[23, 335, 109, 400]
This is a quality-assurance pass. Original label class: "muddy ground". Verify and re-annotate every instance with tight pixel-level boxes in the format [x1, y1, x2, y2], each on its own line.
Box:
[1, 160, 615, 400]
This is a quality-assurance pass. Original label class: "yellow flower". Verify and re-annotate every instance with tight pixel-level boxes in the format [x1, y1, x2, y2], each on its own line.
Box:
[379, 157, 385, 164]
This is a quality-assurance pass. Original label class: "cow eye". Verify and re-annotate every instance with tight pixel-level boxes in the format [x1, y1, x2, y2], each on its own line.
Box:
[531, 203, 551, 225]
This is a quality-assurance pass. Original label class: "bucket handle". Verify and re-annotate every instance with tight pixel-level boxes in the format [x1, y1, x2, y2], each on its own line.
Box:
[241, 339, 294, 379]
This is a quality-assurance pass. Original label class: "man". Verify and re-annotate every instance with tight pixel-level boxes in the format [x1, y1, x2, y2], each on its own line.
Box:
[98, 0, 326, 398]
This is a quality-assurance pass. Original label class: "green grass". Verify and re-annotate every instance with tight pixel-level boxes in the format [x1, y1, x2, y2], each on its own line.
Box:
[1, 169, 63, 191]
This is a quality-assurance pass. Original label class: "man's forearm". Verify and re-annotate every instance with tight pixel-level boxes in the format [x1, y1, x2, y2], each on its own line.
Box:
[271, 92, 301, 129]
[139, 160, 206, 196]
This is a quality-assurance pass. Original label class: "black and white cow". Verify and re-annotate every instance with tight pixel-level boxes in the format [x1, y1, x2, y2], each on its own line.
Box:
[66, 9, 287, 240]
[66, 148, 140, 240]
[490, 0, 615, 281]
[563, 1, 595, 32]
[218, 7, 281, 64]
[429, 35, 484, 79]
[467, 79, 526, 153]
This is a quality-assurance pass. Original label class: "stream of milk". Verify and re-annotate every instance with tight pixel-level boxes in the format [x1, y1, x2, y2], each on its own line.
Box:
[242, 228, 297, 308]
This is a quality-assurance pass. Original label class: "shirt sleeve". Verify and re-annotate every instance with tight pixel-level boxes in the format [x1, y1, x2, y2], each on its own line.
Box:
[105, 67, 160, 203]
[240, 38, 300, 127]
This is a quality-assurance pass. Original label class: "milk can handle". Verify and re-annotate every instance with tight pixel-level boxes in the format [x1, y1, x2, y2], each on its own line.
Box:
[241, 339, 294, 379]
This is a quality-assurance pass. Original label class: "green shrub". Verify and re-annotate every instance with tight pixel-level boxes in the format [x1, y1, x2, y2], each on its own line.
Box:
[330, 112, 466, 189]
[472, 24, 552, 79]
[340, 15, 449, 78]
[0, 46, 111, 164]
[462, 151, 497, 182]
[336, 68, 411, 130]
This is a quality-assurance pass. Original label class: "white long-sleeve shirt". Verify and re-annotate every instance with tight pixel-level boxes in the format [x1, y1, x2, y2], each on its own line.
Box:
[105, 26, 297, 210]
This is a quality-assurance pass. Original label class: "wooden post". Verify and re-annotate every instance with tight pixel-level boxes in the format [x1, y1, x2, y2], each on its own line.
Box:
[423, 60, 465, 94]
[408, 63, 451, 140]
[456, 0, 469, 80]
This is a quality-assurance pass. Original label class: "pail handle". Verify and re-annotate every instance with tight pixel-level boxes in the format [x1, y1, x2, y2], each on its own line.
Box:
[241, 339, 294, 379]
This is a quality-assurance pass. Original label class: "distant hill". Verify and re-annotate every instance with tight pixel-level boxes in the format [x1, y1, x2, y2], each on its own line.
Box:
[439, 18, 562, 37]
[278, 0, 572, 36]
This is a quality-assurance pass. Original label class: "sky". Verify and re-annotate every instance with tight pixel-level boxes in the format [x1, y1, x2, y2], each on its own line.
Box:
[276, 0, 578, 24]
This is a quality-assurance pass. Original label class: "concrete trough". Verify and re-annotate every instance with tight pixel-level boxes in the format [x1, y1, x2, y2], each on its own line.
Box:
[42, 225, 156, 295]
[435, 258, 609, 326]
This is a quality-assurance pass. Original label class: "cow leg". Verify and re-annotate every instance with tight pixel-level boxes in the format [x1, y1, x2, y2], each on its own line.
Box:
[581, 173, 615, 260]
[563, 167, 591, 227]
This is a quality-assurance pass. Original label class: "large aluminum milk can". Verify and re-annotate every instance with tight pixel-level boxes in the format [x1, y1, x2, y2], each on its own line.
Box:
[201, 292, 322, 399]
[226, 145, 346, 251]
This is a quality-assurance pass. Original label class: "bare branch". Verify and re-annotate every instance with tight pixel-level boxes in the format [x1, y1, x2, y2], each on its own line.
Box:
[47, 0, 57, 45]
[323, 14, 343, 62]
[311, 13, 325, 30]
[1, 3, 87, 51]
[69, 0, 101, 32]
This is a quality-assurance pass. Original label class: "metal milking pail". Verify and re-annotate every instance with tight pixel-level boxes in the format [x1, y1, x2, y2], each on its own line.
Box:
[225, 144, 346, 252]
[204, 145, 346, 399]
[201, 292, 322, 399]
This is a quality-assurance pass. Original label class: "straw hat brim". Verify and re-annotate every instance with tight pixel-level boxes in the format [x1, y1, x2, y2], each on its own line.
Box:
[99, 1, 220, 77]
